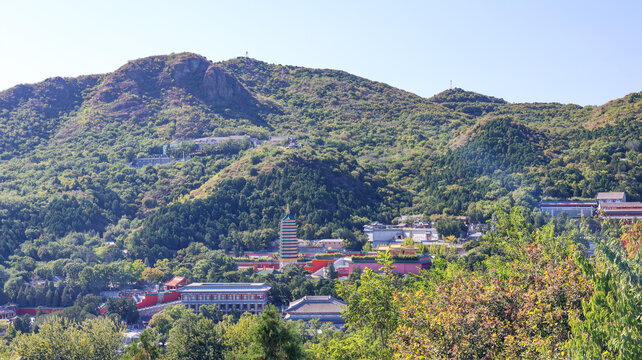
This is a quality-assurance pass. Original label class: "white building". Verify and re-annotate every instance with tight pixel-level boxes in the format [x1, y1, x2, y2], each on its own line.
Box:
[539, 201, 596, 218]
[363, 223, 439, 247]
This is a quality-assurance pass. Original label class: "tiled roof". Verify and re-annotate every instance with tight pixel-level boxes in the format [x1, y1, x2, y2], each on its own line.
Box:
[600, 202, 642, 209]
[286, 295, 347, 314]
[539, 201, 596, 206]
[164, 276, 186, 287]
[181, 282, 271, 293]
[596, 192, 626, 200]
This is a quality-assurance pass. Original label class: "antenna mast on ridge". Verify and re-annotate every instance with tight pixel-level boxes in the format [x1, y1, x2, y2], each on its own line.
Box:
[450, 80, 452, 90]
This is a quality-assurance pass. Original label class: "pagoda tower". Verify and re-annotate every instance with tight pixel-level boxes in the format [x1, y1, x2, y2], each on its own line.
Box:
[279, 207, 298, 264]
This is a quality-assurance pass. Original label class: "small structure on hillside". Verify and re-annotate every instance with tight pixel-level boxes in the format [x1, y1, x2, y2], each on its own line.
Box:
[596, 192, 626, 205]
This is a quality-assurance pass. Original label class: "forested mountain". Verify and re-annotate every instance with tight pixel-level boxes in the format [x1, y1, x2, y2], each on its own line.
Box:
[0, 52, 640, 263]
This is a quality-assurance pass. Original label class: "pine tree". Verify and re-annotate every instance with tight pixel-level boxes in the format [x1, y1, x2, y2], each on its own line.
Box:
[249, 304, 303, 360]
[61, 285, 73, 307]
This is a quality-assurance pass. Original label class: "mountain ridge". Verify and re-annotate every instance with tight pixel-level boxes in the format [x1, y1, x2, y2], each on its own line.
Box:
[0, 52, 640, 259]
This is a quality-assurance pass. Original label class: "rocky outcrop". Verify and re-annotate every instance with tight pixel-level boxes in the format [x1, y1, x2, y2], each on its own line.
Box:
[202, 65, 254, 106]
[92, 53, 256, 108]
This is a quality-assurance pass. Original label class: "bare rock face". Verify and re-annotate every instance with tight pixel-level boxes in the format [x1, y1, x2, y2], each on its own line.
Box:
[168, 55, 210, 88]
[84, 53, 258, 115]
[202, 65, 253, 106]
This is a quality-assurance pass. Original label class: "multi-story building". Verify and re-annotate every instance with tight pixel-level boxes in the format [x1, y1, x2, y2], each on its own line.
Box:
[279, 211, 298, 263]
[180, 283, 271, 314]
[539, 200, 596, 218]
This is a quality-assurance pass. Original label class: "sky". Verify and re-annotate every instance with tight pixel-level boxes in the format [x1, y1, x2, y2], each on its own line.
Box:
[0, 0, 640, 105]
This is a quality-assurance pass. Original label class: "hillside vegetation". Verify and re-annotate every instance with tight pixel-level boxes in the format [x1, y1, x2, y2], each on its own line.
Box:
[0, 52, 640, 262]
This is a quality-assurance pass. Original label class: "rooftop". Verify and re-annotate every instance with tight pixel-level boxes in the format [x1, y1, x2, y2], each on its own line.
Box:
[180, 282, 271, 293]
[596, 192, 626, 200]
[164, 276, 187, 287]
[600, 202, 642, 209]
[540, 200, 597, 206]
[286, 295, 347, 314]
[281, 213, 295, 221]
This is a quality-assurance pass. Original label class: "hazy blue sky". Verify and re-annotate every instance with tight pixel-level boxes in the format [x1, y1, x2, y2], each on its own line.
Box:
[1, 0, 640, 105]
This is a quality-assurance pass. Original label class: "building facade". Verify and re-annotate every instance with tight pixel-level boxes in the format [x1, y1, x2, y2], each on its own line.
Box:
[599, 202, 642, 220]
[317, 239, 345, 250]
[279, 211, 299, 262]
[0, 306, 16, 320]
[539, 201, 596, 218]
[180, 283, 271, 314]
[596, 192, 626, 205]
[348, 254, 432, 275]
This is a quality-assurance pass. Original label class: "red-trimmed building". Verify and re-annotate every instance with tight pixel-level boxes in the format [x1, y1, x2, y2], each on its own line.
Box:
[599, 202, 642, 220]
[348, 254, 431, 275]
[164, 276, 187, 291]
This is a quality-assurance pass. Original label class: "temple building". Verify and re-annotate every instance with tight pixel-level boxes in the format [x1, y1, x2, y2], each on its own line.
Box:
[284, 295, 347, 327]
[279, 209, 299, 264]
[180, 282, 271, 314]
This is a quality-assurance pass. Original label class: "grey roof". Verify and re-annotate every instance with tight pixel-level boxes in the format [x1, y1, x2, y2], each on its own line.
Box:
[281, 213, 295, 221]
[180, 282, 271, 293]
[540, 201, 596, 206]
[596, 192, 626, 200]
[286, 296, 347, 314]
[600, 202, 642, 209]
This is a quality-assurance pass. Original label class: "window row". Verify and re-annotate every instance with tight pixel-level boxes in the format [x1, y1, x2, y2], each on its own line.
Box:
[182, 293, 266, 301]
